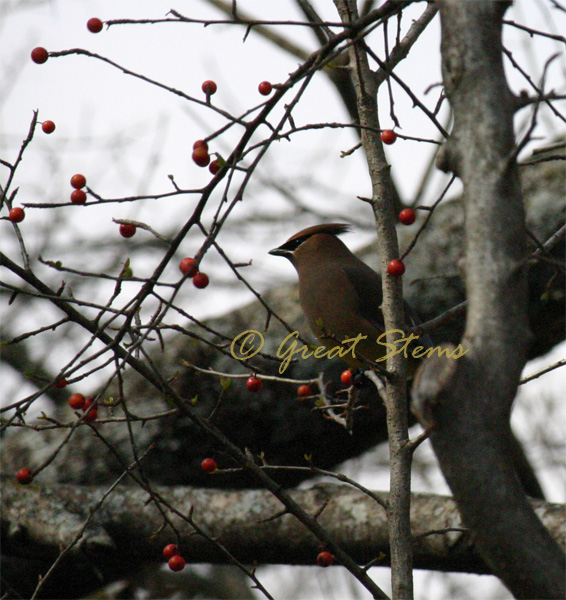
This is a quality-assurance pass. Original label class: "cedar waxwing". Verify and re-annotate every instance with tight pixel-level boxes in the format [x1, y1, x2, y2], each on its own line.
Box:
[269, 223, 428, 376]
[269, 225, 547, 501]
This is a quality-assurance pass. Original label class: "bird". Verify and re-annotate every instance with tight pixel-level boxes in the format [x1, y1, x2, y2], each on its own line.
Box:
[268, 225, 549, 500]
[268, 223, 429, 376]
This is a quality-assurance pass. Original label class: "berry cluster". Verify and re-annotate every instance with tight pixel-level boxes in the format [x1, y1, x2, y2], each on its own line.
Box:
[70, 174, 87, 205]
[179, 257, 209, 289]
[192, 139, 225, 175]
[192, 139, 210, 167]
[191, 79, 275, 173]
[163, 544, 186, 572]
[68, 393, 98, 422]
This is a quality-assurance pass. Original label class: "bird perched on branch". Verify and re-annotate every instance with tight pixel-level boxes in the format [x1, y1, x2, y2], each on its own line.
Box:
[269, 224, 548, 500]
[269, 223, 429, 377]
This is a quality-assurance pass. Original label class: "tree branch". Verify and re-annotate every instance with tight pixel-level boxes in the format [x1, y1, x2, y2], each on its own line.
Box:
[3, 480, 564, 572]
[333, 1, 415, 597]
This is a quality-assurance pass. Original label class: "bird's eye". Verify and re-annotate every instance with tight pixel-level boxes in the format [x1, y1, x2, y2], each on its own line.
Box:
[281, 235, 309, 252]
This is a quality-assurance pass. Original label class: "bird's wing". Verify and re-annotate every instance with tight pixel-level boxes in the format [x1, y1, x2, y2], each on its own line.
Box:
[340, 261, 386, 334]
[342, 259, 433, 348]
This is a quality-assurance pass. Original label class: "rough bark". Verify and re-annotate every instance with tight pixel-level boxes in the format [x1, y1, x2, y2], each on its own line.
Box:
[3, 480, 564, 573]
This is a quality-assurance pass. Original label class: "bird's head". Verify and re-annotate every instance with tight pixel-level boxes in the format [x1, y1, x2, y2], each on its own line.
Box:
[268, 223, 352, 265]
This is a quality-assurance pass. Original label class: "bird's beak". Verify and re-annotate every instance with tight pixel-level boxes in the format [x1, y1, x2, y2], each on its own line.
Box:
[268, 247, 289, 257]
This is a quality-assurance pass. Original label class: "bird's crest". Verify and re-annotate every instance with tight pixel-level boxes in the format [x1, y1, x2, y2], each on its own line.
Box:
[282, 223, 351, 248]
[269, 223, 352, 256]
[286, 223, 351, 242]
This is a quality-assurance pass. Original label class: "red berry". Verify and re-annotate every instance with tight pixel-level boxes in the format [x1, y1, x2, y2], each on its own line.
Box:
[70, 174, 86, 189]
[398, 208, 416, 225]
[163, 544, 179, 559]
[297, 384, 312, 397]
[16, 468, 33, 485]
[54, 378, 68, 389]
[193, 139, 208, 151]
[387, 259, 405, 277]
[31, 47, 48, 64]
[70, 189, 87, 205]
[42, 120, 56, 134]
[82, 398, 98, 422]
[168, 555, 186, 572]
[68, 393, 86, 410]
[201, 80, 217, 96]
[340, 370, 353, 386]
[209, 159, 222, 175]
[316, 551, 334, 567]
[78, 399, 97, 422]
[179, 258, 198, 277]
[119, 224, 136, 238]
[87, 18, 103, 33]
[83, 408, 98, 423]
[258, 81, 272, 96]
[82, 398, 97, 422]
[381, 129, 397, 145]
[246, 376, 262, 393]
[192, 147, 210, 167]
[8, 207, 25, 223]
[201, 458, 217, 473]
[193, 272, 209, 289]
